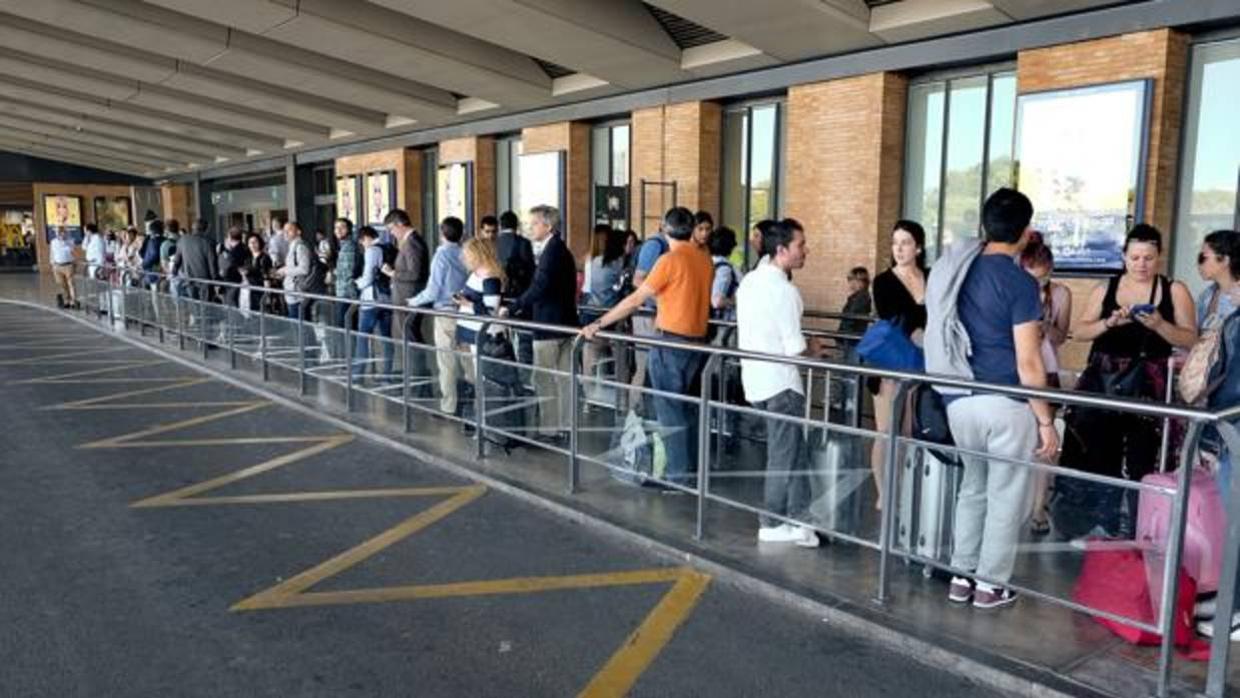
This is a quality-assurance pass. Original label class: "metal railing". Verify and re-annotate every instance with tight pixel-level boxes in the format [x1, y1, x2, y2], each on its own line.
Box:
[67, 263, 1240, 697]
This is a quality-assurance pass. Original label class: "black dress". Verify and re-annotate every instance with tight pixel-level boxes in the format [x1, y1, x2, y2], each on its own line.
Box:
[868, 268, 926, 392]
[1056, 274, 1176, 538]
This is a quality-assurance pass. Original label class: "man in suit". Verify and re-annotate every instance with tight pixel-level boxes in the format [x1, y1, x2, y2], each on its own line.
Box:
[504, 205, 578, 443]
[216, 226, 250, 307]
[172, 218, 218, 301]
[384, 208, 430, 386]
[496, 209, 536, 369]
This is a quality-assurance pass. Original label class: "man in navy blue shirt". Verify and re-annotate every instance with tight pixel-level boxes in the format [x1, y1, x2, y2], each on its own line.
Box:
[937, 188, 1059, 610]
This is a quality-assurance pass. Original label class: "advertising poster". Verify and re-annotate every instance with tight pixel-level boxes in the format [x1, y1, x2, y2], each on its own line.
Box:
[436, 162, 473, 233]
[1015, 80, 1150, 272]
[336, 176, 359, 227]
[93, 196, 132, 232]
[365, 171, 395, 241]
[43, 194, 83, 243]
[516, 151, 565, 233]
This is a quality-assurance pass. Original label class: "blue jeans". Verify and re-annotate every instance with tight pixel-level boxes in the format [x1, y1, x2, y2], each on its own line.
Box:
[647, 344, 704, 485]
[355, 306, 393, 376]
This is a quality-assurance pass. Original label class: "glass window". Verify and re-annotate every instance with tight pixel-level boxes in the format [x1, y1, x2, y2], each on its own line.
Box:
[903, 69, 1016, 260]
[1174, 38, 1240, 295]
[721, 100, 785, 269]
[591, 122, 630, 230]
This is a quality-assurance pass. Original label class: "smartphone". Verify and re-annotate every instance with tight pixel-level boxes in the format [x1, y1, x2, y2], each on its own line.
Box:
[1130, 303, 1156, 317]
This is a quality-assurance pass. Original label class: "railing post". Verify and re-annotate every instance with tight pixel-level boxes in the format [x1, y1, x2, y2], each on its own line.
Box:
[1156, 421, 1204, 698]
[803, 368, 815, 438]
[259, 292, 269, 382]
[569, 334, 584, 494]
[1158, 357, 1175, 473]
[228, 299, 237, 370]
[402, 310, 414, 433]
[474, 322, 489, 459]
[875, 378, 911, 605]
[297, 301, 307, 395]
[345, 303, 358, 412]
[1206, 421, 1240, 697]
[200, 291, 209, 360]
[175, 294, 185, 351]
[696, 353, 722, 541]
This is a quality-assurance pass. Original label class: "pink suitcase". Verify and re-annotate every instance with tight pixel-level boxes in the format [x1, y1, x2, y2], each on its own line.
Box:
[1138, 468, 1226, 596]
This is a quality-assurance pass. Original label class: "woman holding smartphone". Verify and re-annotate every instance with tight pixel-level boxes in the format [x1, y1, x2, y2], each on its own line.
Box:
[1062, 224, 1196, 538]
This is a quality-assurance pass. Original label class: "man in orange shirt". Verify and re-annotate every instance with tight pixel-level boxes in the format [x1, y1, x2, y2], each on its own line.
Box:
[582, 207, 712, 488]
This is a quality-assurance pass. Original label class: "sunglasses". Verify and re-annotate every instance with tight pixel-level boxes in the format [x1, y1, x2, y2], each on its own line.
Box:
[1199, 252, 1221, 265]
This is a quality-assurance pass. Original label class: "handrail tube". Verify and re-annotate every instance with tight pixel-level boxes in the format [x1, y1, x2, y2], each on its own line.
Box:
[82, 264, 1229, 425]
[697, 353, 722, 540]
[344, 303, 360, 411]
[402, 310, 415, 433]
[297, 303, 307, 395]
[576, 302, 867, 342]
[1206, 422, 1240, 697]
[875, 379, 911, 605]
[569, 334, 584, 495]
[200, 296, 210, 360]
[475, 322, 489, 459]
[259, 291, 269, 382]
[1155, 422, 1202, 698]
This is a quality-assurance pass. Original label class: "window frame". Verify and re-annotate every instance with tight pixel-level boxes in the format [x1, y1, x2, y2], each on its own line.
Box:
[590, 119, 632, 230]
[902, 62, 1017, 261]
[720, 96, 786, 269]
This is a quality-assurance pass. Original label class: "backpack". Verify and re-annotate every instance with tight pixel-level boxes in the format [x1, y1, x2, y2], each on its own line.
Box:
[904, 383, 960, 466]
[295, 242, 328, 295]
[371, 242, 398, 296]
[713, 260, 738, 300]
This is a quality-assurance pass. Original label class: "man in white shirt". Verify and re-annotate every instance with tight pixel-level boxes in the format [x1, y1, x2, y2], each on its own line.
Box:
[49, 226, 78, 307]
[736, 221, 827, 547]
[83, 223, 106, 279]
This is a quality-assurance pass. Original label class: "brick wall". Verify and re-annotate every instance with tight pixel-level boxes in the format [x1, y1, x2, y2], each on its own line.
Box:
[521, 121, 591, 261]
[629, 101, 721, 236]
[784, 72, 907, 313]
[334, 148, 423, 228]
[1018, 29, 1189, 370]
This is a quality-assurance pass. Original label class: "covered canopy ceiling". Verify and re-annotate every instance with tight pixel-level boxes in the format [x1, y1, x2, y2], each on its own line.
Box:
[0, 0, 1129, 177]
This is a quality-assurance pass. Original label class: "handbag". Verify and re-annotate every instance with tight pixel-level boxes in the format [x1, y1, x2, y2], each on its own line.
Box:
[904, 383, 960, 466]
[1180, 288, 1224, 405]
[1091, 276, 1162, 398]
[857, 318, 924, 372]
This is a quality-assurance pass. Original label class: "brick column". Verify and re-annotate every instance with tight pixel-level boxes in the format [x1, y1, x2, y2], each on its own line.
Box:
[438, 136, 496, 234]
[1018, 28, 1189, 369]
[522, 122, 590, 260]
[160, 183, 191, 227]
[335, 148, 423, 228]
[784, 72, 908, 313]
[630, 101, 721, 236]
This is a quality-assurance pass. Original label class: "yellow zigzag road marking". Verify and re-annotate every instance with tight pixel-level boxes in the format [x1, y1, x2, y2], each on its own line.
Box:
[25, 338, 710, 697]
[16, 361, 176, 384]
[0, 346, 131, 365]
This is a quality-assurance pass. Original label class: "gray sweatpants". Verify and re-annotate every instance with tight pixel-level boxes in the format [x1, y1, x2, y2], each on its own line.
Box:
[948, 395, 1036, 585]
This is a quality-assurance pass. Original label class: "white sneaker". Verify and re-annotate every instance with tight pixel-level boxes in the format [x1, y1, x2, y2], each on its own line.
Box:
[1195, 597, 1218, 620]
[758, 524, 801, 543]
[1198, 612, 1240, 640]
[792, 525, 821, 548]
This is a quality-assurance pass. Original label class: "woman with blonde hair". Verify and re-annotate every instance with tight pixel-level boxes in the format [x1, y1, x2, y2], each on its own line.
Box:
[456, 237, 506, 370]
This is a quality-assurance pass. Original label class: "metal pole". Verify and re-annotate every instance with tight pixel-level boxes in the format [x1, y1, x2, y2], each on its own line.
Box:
[715, 357, 727, 458]
[803, 368, 815, 439]
[1206, 421, 1240, 697]
[568, 335, 584, 494]
[852, 374, 864, 428]
[1158, 357, 1174, 473]
[228, 301, 237, 370]
[474, 322, 488, 460]
[696, 354, 721, 540]
[175, 294, 185, 351]
[402, 310, 413, 433]
[297, 302, 307, 395]
[200, 292, 209, 360]
[344, 303, 358, 412]
[875, 379, 911, 605]
[259, 292, 269, 382]
[1155, 421, 1202, 698]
